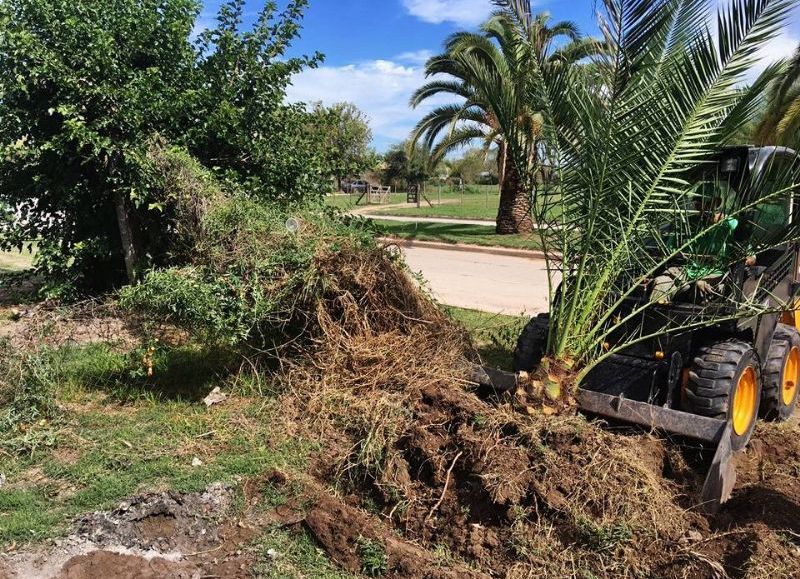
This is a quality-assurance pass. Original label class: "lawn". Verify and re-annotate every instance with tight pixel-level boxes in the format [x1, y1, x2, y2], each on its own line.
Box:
[446, 306, 527, 370]
[0, 339, 355, 577]
[0, 343, 312, 544]
[374, 186, 499, 221]
[324, 186, 500, 221]
[373, 219, 543, 251]
[0, 244, 35, 274]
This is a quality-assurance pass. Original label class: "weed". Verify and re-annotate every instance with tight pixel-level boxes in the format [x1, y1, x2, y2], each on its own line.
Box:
[0, 343, 62, 456]
[432, 543, 457, 567]
[361, 495, 382, 516]
[471, 413, 487, 429]
[357, 536, 387, 577]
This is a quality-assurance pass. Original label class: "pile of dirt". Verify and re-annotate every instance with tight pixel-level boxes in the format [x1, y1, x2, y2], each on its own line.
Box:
[268, 247, 800, 578]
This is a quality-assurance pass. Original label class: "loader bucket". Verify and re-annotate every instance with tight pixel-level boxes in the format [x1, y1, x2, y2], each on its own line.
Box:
[471, 366, 739, 513]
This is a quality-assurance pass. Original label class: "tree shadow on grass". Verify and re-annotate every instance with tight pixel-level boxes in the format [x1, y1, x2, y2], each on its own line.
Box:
[60, 342, 244, 403]
[0, 271, 40, 307]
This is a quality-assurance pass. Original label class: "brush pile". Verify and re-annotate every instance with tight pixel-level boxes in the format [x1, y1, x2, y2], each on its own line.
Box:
[118, 186, 800, 578]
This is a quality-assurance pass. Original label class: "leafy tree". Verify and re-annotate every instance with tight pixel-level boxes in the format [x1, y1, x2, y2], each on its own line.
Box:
[0, 0, 327, 295]
[310, 102, 376, 190]
[188, 0, 329, 203]
[409, 9, 599, 234]
[381, 143, 432, 191]
[450, 149, 495, 185]
[494, 0, 798, 388]
[0, 0, 199, 292]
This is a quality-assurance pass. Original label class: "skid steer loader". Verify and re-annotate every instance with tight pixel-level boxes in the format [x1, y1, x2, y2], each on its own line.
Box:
[475, 146, 800, 511]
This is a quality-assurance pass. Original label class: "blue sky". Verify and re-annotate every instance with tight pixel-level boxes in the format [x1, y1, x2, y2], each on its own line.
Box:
[201, 0, 800, 152]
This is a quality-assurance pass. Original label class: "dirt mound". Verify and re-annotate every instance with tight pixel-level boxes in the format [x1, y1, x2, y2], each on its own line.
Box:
[305, 492, 487, 578]
[275, 283, 800, 579]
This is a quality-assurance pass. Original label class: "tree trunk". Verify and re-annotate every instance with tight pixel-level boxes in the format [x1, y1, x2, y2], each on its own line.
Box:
[496, 153, 533, 235]
[113, 189, 140, 284]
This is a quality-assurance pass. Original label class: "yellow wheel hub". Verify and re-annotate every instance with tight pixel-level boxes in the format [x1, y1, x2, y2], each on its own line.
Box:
[783, 347, 799, 406]
[732, 366, 758, 437]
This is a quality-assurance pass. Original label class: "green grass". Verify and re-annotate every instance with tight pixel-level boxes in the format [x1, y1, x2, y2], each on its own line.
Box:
[254, 527, 356, 578]
[0, 244, 35, 274]
[0, 343, 312, 545]
[324, 186, 500, 221]
[324, 192, 408, 211]
[446, 306, 527, 370]
[374, 187, 499, 221]
[373, 220, 543, 251]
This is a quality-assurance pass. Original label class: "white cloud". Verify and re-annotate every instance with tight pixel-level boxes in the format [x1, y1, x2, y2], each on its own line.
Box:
[401, 0, 494, 27]
[395, 49, 436, 65]
[286, 59, 461, 150]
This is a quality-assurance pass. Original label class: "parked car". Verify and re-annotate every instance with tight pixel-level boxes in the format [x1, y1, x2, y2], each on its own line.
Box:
[343, 180, 369, 194]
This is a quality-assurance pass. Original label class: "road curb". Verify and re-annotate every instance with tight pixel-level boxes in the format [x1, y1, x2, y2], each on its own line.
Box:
[378, 237, 548, 260]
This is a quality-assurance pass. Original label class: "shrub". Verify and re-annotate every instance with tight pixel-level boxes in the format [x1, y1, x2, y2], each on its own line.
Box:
[119, 199, 381, 352]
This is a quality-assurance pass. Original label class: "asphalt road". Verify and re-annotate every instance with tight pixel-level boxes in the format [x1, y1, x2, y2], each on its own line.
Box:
[400, 243, 551, 315]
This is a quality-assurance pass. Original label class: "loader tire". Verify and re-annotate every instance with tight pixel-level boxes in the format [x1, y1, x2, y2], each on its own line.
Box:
[761, 324, 800, 422]
[686, 340, 761, 451]
[513, 313, 549, 373]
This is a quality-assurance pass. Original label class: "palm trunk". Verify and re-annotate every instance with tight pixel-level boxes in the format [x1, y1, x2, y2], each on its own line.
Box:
[113, 189, 140, 284]
[496, 153, 533, 234]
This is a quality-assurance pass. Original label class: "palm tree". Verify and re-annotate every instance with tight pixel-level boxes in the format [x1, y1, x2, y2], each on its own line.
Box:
[493, 0, 796, 386]
[409, 11, 598, 235]
[753, 44, 800, 148]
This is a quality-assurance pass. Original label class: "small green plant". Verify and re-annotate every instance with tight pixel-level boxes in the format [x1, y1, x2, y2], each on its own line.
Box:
[576, 519, 633, 553]
[0, 342, 61, 456]
[432, 543, 457, 567]
[471, 414, 487, 429]
[357, 536, 388, 577]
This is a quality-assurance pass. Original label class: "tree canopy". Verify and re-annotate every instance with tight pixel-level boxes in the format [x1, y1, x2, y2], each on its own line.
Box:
[309, 102, 376, 190]
[0, 0, 333, 296]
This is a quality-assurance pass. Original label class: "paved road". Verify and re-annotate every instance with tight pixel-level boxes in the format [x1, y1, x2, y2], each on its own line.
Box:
[400, 243, 551, 315]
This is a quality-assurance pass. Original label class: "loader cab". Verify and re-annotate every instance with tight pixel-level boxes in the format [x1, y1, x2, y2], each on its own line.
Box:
[659, 147, 800, 267]
[734, 146, 800, 248]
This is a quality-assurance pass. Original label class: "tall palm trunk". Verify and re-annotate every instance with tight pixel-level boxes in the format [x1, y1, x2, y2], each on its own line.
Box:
[496, 146, 533, 234]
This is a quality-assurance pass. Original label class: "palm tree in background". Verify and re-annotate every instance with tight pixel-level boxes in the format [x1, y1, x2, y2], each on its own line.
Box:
[409, 10, 599, 234]
[753, 44, 800, 148]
